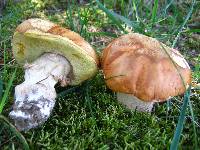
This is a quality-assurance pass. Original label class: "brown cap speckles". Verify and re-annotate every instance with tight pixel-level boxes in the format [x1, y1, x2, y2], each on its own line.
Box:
[102, 33, 191, 102]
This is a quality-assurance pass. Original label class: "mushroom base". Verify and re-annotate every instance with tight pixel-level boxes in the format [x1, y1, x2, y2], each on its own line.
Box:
[9, 53, 71, 131]
[117, 92, 154, 112]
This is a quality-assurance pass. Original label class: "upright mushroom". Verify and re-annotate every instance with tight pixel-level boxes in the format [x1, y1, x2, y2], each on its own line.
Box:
[9, 18, 99, 131]
[102, 33, 191, 112]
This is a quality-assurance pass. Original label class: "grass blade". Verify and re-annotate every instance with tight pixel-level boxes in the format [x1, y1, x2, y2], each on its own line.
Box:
[0, 68, 17, 113]
[96, 0, 145, 34]
[188, 100, 198, 149]
[151, 0, 159, 27]
[66, 2, 75, 32]
[132, 0, 139, 22]
[0, 115, 29, 150]
[85, 84, 93, 116]
[172, 0, 196, 48]
[95, 0, 126, 33]
[163, 0, 174, 15]
[0, 78, 3, 100]
[170, 86, 191, 150]
[184, 29, 200, 33]
[57, 86, 78, 98]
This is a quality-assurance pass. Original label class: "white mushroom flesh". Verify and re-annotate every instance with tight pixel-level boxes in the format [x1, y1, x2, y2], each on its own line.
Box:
[117, 92, 154, 112]
[9, 53, 71, 131]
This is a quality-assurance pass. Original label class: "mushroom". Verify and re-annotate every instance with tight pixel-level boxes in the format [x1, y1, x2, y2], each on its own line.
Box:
[102, 33, 191, 112]
[9, 18, 99, 131]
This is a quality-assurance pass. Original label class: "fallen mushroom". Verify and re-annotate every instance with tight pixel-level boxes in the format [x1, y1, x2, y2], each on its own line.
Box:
[102, 33, 191, 112]
[9, 18, 99, 131]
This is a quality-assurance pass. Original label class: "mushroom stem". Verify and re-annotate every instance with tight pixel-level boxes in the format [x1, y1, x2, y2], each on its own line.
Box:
[9, 53, 71, 131]
[117, 92, 154, 112]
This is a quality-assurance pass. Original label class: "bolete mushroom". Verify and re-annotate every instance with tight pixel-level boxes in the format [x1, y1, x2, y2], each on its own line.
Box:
[9, 18, 99, 131]
[102, 33, 191, 112]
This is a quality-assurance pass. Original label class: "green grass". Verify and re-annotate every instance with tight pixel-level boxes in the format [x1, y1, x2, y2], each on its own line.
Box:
[0, 0, 199, 149]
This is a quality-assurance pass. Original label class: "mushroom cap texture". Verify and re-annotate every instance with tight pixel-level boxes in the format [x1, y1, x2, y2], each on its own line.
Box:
[102, 33, 191, 102]
[13, 18, 99, 85]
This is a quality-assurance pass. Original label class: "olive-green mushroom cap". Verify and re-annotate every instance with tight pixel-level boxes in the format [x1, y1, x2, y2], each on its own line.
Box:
[13, 18, 99, 85]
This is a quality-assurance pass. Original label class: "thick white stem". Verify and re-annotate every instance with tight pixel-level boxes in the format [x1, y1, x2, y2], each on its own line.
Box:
[10, 53, 71, 131]
[117, 92, 154, 112]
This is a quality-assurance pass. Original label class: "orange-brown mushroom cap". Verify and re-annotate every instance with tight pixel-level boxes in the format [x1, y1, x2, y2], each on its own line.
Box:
[102, 33, 191, 102]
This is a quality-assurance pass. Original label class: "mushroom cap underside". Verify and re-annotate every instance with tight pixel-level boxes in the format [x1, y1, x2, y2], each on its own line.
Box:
[102, 33, 191, 102]
[13, 18, 99, 85]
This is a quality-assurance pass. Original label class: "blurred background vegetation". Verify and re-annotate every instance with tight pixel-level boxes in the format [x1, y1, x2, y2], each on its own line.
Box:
[0, 0, 199, 149]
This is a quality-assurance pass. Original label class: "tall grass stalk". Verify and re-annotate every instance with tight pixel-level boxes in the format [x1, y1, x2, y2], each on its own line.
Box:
[151, 0, 159, 27]
[163, 0, 174, 15]
[170, 87, 191, 150]
[0, 68, 17, 113]
[188, 100, 198, 149]
[0, 79, 3, 99]
[172, 0, 196, 48]
[132, 0, 139, 22]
